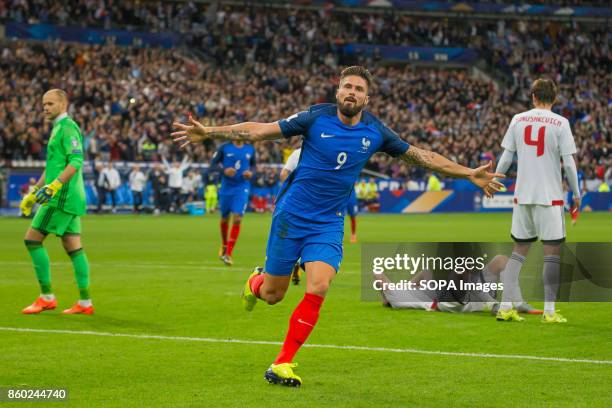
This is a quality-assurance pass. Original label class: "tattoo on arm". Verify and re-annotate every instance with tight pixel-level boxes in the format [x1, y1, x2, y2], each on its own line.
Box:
[401, 146, 437, 169]
[401, 146, 471, 179]
[206, 129, 254, 142]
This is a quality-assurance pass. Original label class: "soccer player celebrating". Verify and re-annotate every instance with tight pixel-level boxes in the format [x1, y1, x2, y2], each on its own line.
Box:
[210, 139, 256, 266]
[173, 66, 504, 386]
[494, 78, 580, 324]
[20, 89, 92, 315]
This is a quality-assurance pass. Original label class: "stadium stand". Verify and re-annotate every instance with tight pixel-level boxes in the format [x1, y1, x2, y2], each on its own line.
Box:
[0, 1, 609, 210]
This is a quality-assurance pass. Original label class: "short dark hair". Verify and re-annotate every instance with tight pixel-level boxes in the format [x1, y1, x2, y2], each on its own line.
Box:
[340, 66, 373, 90]
[531, 78, 557, 104]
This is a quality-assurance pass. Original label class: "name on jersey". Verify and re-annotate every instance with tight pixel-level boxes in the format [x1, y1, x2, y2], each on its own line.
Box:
[517, 116, 562, 127]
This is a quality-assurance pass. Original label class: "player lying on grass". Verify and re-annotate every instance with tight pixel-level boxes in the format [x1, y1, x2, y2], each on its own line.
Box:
[172, 66, 504, 387]
[20, 89, 93, 315]
[377, 255, 542, 314]
[494, 78, 580, 324]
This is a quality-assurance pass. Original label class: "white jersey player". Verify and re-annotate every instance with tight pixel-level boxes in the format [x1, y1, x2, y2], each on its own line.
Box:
[495, 78, 581, 324]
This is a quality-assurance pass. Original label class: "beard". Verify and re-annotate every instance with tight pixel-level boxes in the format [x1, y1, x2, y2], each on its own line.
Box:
[337, 98, 364, 117]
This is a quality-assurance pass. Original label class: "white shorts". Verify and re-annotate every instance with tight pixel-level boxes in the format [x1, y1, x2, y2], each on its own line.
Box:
[382, 287, 436, 310]
[436, 301, 487, 313]
[511, 204, 565, 243]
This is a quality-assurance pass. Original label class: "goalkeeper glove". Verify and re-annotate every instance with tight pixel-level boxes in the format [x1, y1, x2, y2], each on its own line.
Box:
[35, 179, 64, 204]
[20, 186, 39, 216]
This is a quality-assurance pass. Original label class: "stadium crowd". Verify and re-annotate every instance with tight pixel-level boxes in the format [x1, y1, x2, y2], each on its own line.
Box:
[0, 2, 610, 187]
[2, 0, 610, 32]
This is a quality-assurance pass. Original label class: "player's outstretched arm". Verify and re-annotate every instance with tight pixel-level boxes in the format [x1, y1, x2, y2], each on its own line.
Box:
[400, 146, 505, 198]
[172, 115, 283, 148]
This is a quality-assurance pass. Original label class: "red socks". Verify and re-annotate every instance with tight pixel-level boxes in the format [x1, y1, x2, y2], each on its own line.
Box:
[249, 273, 265, 298]
[220, 220, 229, 247]
[274, 293, 324, 364]
[226, 223, 241, 256]
[221, 219, 241, 256]
[350, 216, 356, 235]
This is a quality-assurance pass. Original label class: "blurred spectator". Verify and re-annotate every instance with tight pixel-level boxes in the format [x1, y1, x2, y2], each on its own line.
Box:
[365, 177, 380, 212]
[0, 168, 6, 207]
[149, 163, 166, 214]
[162, 155, 191, 212]
[98, 161, 121, 212]
[129, 164, 147, 213]
[181, 170, 199, 205]
[158, 175, 171, 213]
[426, 172, 442, 192]
[356, 179, 367, 210]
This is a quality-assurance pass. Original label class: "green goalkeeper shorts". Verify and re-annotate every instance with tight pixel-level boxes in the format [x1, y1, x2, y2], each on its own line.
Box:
[31, 205, 81, 236]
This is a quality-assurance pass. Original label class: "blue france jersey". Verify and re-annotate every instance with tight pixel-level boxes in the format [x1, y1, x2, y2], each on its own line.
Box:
[211, 142, 256, 195]
[277, 103, 409, 223]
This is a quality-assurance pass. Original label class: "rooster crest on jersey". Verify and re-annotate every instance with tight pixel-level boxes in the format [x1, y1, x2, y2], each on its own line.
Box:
[360, 137, 371, 153]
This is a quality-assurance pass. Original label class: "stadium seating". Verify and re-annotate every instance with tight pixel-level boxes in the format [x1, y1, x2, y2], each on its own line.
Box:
[0, 1, 609, 185]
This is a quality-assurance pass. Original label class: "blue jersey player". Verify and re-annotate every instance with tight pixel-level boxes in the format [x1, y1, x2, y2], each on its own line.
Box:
[210, 141, 256, 265]
[173, 66, 504, 387]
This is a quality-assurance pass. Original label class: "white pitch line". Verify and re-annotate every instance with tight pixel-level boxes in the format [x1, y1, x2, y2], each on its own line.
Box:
[1, 327, 610, 365]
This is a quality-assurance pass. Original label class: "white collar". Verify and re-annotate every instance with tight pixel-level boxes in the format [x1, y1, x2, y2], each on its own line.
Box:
[54, 112, 68, 125]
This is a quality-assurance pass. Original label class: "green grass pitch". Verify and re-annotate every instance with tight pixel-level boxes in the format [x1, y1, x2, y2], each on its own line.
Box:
[1, 212, 611, 407]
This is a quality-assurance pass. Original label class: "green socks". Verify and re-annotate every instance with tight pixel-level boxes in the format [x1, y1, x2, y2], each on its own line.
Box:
[25, 241, 91, 300]
[25, 240, 52, 294]
[68, 248, 90, 300]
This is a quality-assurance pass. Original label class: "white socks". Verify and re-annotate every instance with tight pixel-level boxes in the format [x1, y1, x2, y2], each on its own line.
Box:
[500, 252, 526, 311]
[78, 299, 93, 307]
[543, 255, 561, 315]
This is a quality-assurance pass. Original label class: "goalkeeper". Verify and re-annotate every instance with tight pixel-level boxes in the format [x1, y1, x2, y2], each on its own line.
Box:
[20, 89, 93, 315]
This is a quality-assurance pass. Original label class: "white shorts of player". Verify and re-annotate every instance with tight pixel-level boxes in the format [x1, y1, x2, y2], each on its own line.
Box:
[436, 301, 487, 313]
[511, 203, 565, 242]
[383, 287, 436, 311]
